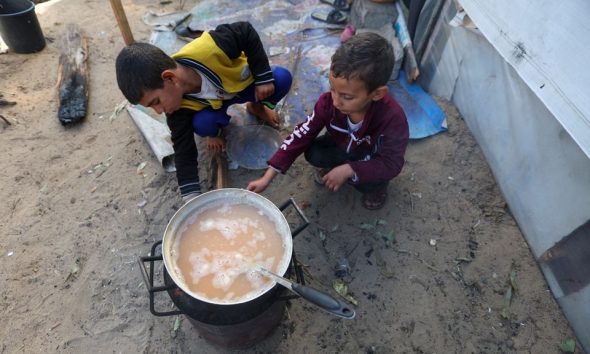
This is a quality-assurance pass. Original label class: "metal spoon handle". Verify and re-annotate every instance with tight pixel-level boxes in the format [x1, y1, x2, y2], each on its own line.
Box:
[290, 282, 356, 319]
[257, 266, 355, 319]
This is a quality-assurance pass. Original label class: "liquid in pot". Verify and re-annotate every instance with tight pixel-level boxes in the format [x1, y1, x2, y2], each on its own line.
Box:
[172, 203, 286, 303]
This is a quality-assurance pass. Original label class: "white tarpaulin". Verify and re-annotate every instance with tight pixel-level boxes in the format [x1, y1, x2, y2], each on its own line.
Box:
[419, 1, 590, 351]
[457, 0, 590, 158]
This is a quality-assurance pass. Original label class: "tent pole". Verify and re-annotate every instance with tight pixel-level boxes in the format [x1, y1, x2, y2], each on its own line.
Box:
[109, 0, 135, 45]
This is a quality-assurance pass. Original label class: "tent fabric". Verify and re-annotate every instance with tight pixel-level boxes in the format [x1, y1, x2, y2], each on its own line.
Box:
[457, 0, 590, 159]
[419, 1, 590, 351]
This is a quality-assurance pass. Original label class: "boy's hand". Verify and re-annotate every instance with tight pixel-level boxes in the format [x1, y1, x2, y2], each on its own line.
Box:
[247, 168, 278, 193]
[255, 83, 275, 102]
[322, 164, 355, 192]
[247, 178, 271, 193]
[206, 136, 225, 153]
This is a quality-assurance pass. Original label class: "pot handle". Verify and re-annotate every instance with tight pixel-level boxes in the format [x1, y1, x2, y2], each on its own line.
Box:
[138, 240, 182, 317]
[278, 197, 309, 238]
[291, 282, 356, 319]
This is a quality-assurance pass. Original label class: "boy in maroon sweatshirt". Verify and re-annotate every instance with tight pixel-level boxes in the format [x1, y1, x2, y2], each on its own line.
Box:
[247, 32, 409, 210]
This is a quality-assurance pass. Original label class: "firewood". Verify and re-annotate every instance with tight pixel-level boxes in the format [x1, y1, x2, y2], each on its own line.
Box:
[56, 23, 88, 125]
[214, 153, 229, 189]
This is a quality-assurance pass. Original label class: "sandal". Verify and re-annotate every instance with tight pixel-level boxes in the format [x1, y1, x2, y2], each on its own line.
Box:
[361, 187, 388, 210]
[175, 24, 203, 39]
[320, 0, 351, 11]
[311, 8, 348, 25]
[313, 168, 328, 185]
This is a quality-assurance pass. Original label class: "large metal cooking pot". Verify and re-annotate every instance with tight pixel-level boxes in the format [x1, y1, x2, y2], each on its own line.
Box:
[139, 188, 353, 328]
[139, 190, 309, 329]
[162, 188, 293, 305]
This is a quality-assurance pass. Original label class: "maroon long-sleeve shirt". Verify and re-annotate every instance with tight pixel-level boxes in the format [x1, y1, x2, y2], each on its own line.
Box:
[268, 92, 409, 184]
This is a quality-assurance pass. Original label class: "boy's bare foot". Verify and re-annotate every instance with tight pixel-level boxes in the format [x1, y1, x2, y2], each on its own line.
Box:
[246, 102, 280, 128]
[206, 136, 225, 154]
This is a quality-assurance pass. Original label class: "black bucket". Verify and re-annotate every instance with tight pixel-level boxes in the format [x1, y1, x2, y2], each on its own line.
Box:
[0, 0, 46, 53]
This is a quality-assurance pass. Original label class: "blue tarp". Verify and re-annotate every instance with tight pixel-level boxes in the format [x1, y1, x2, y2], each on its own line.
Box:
[152, 0, 446, 139]
[389, 71, 447, 139]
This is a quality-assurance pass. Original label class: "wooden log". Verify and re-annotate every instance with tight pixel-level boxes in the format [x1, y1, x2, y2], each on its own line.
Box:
[214, 153, 229, 189]
[109, 0, 135, 45]
[56, 24, 89, 125]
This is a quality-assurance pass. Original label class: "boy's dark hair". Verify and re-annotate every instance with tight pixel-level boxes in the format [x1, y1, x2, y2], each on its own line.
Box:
[115, 43, 177, 104]
[330, 32, 394, 92]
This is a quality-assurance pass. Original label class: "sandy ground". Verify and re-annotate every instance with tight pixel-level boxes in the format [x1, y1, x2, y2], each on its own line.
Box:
[0, 0, 580, 353]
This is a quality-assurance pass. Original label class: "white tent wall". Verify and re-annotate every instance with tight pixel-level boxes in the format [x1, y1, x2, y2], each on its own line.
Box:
[419, 1, 590, 351]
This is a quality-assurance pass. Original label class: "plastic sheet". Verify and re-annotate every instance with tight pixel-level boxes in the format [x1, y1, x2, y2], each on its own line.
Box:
[226, 125, 283, 170]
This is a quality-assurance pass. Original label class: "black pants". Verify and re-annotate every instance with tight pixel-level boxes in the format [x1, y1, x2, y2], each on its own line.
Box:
[304, 133, 388, 194]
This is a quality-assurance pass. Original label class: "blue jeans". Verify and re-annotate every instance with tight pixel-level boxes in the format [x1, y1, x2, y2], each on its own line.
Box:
[192, 66, 292, 137]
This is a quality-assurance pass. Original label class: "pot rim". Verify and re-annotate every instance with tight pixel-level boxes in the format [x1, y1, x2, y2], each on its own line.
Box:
[162, 188, 293, 305]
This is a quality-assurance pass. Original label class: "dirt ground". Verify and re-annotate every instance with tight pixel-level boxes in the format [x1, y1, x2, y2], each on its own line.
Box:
[0, 0, 580, 353]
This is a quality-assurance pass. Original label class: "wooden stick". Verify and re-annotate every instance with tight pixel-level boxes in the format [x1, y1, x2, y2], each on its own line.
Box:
[57, 24, 89, 125]
[109, 0, 134, 45]
[0, 114, 11, 126]
[214, 153, 229, 189]
[402, 46, 420, 82]
[394, 1, 420, 82]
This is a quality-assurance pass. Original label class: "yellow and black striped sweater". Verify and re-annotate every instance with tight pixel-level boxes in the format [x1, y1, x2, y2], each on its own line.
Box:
[167, 22, 274, 197]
